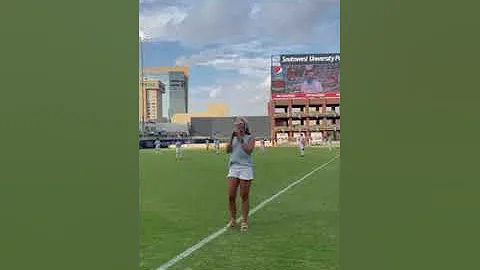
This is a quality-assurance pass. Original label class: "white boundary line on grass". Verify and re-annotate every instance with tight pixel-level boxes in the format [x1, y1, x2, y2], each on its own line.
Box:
[156, 154, 340, 270]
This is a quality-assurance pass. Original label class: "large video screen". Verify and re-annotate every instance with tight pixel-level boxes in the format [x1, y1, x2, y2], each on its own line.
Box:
[271, 53, 340, 99]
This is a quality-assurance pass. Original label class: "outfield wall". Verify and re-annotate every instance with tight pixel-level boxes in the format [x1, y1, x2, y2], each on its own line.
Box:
[190, 116, 271, 139]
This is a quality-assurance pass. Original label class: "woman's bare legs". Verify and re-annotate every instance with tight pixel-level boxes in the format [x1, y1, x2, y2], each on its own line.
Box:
[239, 180, 252, 228]
[228, 178, 240, 226]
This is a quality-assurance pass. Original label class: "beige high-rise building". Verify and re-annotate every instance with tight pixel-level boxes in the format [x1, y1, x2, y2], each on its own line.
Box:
[139, 80, 165, 123]
[140, 66, 189, 122]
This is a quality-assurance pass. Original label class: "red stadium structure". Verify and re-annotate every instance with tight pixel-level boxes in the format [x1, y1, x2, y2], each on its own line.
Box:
[268, 54, 340, 145]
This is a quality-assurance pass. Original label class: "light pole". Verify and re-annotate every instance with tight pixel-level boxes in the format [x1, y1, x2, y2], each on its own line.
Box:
[139, 31, 147, 134]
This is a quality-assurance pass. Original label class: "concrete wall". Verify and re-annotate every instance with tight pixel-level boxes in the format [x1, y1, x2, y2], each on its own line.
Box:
[190, 116, 271, 139]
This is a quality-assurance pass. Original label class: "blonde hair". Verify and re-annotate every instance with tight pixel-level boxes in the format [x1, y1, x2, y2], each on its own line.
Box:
[234, 117, 251, 135]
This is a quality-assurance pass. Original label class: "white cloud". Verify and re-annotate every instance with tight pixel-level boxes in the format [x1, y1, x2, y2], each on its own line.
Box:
[140, 0, 340, 116]
[139, 6, 188, 42]
[177, 40, 311, 115]
[177, 55, 268, 77]
[190, 85, 224, 99]
[140, 0, 339, 46]
[189, 73, 271, 116]
[231, 75, 271, 115]
[208, 87, 222, 98]
[139, 0, 160, 4]
[175, 41, 306, 77]
[249, 3, 261, 19]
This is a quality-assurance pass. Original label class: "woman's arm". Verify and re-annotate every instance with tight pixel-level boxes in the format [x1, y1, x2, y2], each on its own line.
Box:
[240, 136, 255, 155]
[226, 132, 235, 153]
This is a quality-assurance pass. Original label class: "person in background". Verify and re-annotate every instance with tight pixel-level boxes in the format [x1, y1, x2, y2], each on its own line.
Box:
[259, 138, 266, 154]
[214, 138, 220, 154]
[328, 134, 333, 151]
[299, 133, 306, 157]
[175, 140, 182, 160]
[154, 138, 161, 154]
[301, 66, 323, 93]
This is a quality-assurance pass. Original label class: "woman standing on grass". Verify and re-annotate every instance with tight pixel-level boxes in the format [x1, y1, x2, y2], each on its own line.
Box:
[226, 117, 255, 232]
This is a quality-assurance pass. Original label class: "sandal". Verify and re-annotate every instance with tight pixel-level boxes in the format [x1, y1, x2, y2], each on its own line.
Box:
[227, 219, 236, 228]
[240, 222, 248, 232]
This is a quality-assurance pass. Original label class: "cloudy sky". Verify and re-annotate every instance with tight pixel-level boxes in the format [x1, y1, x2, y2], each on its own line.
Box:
[140, 0, 339, 116]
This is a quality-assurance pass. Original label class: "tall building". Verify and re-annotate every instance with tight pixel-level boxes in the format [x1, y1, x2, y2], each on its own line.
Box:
[141, 67, 189, 121]
[142, 80, 165, 122]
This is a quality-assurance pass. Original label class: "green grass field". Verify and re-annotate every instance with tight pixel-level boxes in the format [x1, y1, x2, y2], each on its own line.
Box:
[141, 147, 340, 270]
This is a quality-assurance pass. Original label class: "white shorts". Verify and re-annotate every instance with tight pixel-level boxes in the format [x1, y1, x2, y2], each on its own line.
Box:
[176, 148, 181, 153]
[227, 165, 253, 181]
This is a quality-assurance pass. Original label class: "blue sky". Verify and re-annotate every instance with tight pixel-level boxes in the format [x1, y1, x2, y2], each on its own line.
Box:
[140, 0, 339, 116]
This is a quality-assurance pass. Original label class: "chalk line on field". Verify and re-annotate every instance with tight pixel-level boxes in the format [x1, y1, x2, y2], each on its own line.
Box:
[155, 154, 340, 270]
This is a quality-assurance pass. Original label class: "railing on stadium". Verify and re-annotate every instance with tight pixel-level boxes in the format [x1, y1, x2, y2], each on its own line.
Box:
[274, 111, 339, 118]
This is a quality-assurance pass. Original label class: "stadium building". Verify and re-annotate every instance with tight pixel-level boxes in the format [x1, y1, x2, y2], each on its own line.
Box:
[268, 54, 340, 145]
[139, 103, 232, 147]
[190, 116, 271, 139]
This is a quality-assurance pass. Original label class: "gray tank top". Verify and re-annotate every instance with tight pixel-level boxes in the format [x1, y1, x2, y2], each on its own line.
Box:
[229, 134, 253, 167]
